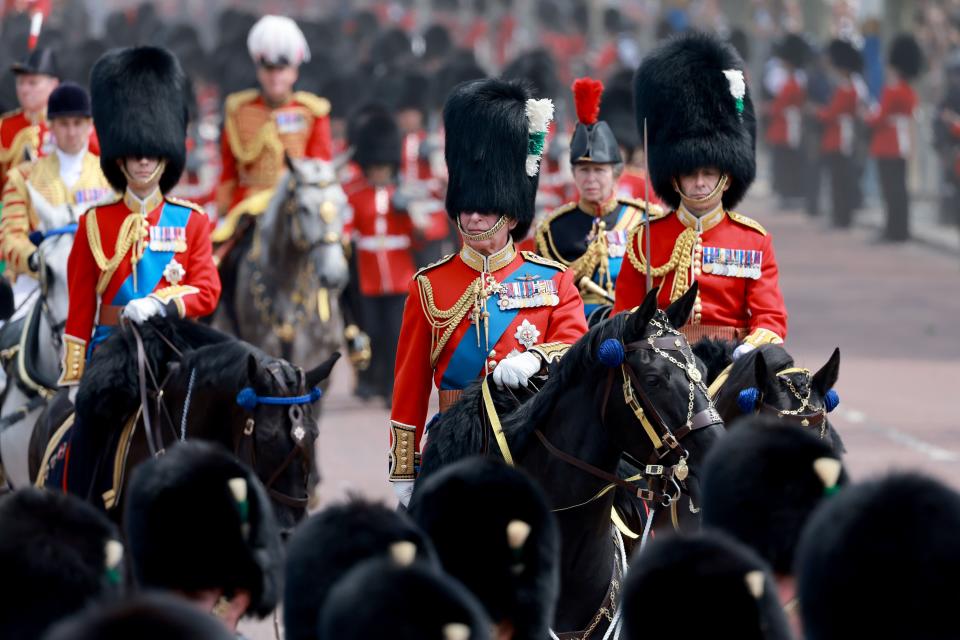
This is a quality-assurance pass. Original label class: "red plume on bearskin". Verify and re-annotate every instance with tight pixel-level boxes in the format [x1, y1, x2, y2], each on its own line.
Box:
[572, 77, 603, 125]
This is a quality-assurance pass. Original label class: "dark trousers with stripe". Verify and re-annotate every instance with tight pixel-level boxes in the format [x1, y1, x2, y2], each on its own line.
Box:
[360, 294, 406, 404]
[827, 152, 859, 228]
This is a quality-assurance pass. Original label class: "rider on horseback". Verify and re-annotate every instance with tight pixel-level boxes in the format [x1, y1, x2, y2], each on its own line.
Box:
[612, 32, 788, 357]
[389, 79, 589, 505]
[535, 77, 664, 325]
[58, 46, 221, 497]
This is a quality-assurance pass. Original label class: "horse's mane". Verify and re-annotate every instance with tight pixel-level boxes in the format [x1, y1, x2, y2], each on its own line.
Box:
[424, 313, 631, 473]
[692, 338, 736, 385]
[712, 343, 795, 420]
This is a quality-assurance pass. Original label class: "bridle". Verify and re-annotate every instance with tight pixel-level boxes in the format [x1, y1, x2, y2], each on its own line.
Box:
[743, 367, 832, 439]
[129, 323, 319, 510]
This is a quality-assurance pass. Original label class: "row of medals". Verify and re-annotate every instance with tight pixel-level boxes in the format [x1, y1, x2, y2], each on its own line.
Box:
[701, 248, 762, 280]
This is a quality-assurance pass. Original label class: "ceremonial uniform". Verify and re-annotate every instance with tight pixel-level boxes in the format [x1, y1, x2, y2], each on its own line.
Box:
[616, 32, 788, 349]
[766, 33, 811, 202]
[0, 109, 48, 191]
[391, 241, 586, 462]
[1, 150, 112, 275]
[217, 90, 332, 214]
[388, 78, 586, 490]
[60, 190, 221, 383]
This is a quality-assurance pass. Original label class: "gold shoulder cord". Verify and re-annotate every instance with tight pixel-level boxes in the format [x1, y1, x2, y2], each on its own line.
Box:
[416, 274, 482, 366]
[624, 225, 697, 302]
[86, 210, 147, 295]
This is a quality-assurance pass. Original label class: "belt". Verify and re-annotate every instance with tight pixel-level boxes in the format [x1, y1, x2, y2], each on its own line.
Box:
[356, 235, 412, 251]
[681, 324, 747, 345]
[438, 389, 463, 414]
[98, 305, 124, 327]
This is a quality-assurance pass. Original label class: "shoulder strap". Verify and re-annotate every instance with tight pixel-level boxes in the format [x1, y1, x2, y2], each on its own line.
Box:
[727, 211, 767, 236]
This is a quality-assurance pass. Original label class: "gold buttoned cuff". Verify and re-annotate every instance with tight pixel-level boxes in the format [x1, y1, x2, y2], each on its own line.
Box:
[57, 335, 87, 386]
[528, 341, 571, 365]
[389, 421, 418, 481]
[743, 328, 784, 348]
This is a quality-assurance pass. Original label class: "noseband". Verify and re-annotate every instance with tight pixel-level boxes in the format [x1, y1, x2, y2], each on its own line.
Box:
[744, 367, 833, 438]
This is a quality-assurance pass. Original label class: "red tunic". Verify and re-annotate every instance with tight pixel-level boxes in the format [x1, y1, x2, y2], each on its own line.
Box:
[390, 244, 587, 458]
[817, 83, 859, 154]
[347, 181, 417, 296]
[865, 80, 917, 158]
[62, 192, 221, 383]
[399, 130, 449, 242]
[766, 74, 806, 148]
[612, 207, 787, 343]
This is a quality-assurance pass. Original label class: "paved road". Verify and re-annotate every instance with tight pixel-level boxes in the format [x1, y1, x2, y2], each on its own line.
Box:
[242, 191, 960, 638]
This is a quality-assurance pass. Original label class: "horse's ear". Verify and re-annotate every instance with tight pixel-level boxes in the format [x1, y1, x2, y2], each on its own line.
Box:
[306, 352, 341, 388]
[665, 282, 698, 330]
[753, 349, 773, 395]
[812, 347, 840, 396]
[628, 287, 660, 336]
[246, 353, 260, 384]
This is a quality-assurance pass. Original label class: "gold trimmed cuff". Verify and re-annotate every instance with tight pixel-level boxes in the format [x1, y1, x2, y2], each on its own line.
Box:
[151, 285, 199, 318]
[528, 341, 571, 365]
[743, 328, 784, 348]
[58, 335, 86, 386]
[389, 421, 417, 481]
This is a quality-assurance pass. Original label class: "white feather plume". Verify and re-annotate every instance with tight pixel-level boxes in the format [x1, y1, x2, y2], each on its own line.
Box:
[722, 69, 746, 100]
[247, 15, 311, 66]
[525, 98, 555, 134]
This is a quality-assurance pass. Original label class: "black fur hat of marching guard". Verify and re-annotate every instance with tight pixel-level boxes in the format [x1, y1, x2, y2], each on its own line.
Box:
[0, 488, 124, 639]
[634, 31, 757, 210]
[124, 441, 283, 618]
[599, 81, 639, 154]
[90, 46, 188, 194]
[827, 38, 864, 74]
[775, 32, 812, 68]
[320, 558, 492, 640]
[349, 105, 402, 171]
[796, 472, 960, 640]
[502, 48, 561, 100]
[621, 531, 791, 640]
[41, 593, 236, 640]
[700, 416, 848, 576]
[284, 498, 439, 640]
[407, 457, 560, 639]
[888, 32, 925, 81]
[443, 78, 541, 241]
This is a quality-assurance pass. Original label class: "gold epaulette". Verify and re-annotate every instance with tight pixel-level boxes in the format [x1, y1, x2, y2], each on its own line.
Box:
[534, 202, 578, 264]
[293, 91, 331, 118]
[413, 253, 454, 279]
[93, 193, 123, 207]
[727, 211, 767, 236]
[521, 250, 566, 272]
[0, 108, 22, 121]
[618, 196, 667, 220]
[224, 89, 260, 116]
[165, 196, 206, 215]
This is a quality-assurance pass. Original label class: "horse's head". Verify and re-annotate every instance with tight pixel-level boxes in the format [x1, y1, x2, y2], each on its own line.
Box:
[600, 283, 725, 508]
[239, 350, 340, 532]
[34, 229, 74, 348]
[280, 155, 349, 288]
[736, 346, 844, 455]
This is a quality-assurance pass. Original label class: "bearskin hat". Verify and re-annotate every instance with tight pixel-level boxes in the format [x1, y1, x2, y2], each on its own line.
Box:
[827, 38, 864, 74]
[775, 32, 812, 68]
[634, 31, 756, 210]
[423, 24, 454, 63]
[622, 531, 791, 640]
[700, 417, 848, 575]
[0, 488, 124, 638]
[407, 457, 560, 639]
[889, 33, 924, 80]
[284, 498, 438, 640]
[443, 79, 547, 241]
[42, 593, 236, 640]
[599, 73, 638, 153]
[320, 558, 492, 640]
[570, 77, 622, 165]
[502, 49, 561, 100]
[90, 46, 188, 194]
[796, 472, 960, 640]
[124, 441, 283, 618]
[349, 105, 402, 170]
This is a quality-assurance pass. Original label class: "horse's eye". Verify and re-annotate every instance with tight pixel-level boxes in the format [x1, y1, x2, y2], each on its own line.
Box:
[644, 373, 662, 387]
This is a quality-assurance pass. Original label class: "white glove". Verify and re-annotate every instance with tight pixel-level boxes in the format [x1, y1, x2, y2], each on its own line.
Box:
[492, 351, 541, 389]
[392, 480, 415, 508]
[68, 385, 79, 404]
[122, 297, 166, 324]
[733, 343, 756, 361]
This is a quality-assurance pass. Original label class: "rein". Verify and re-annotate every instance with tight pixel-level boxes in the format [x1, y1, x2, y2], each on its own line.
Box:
[738, 366, 837, 438]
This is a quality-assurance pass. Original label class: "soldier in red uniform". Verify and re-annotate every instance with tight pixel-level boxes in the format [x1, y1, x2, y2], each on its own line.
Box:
[765, 33, 811, 206]
[817, 39, 864, 229]
[0, 48, 59, 193]
[215, 15, 332, 218]
[613, 32, 788, 357]
[389, 79, 588, 505]
[346, 106, 417, 405]
[59, 46, 221, 498]
[865, 34, 924, 242]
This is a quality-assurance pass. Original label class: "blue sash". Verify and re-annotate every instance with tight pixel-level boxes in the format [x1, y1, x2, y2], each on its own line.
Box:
[111, 202, 191, 306]
[440, 261, 560, 390]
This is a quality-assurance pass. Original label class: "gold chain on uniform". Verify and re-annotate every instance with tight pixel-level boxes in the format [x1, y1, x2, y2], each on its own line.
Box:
[86, 211, 148, 295]
[417, 275, 483, 366]
[624, 225, 697, 302]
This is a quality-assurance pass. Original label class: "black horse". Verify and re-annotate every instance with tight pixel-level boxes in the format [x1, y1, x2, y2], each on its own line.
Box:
[29, 318, 338, 532]
[694, 339, 844, 455]
[419, 284, 725, 637]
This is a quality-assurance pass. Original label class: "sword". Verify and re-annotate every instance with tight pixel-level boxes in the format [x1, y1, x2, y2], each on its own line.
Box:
[578, 277, 615, 303]
[643, 118, 652, 293]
